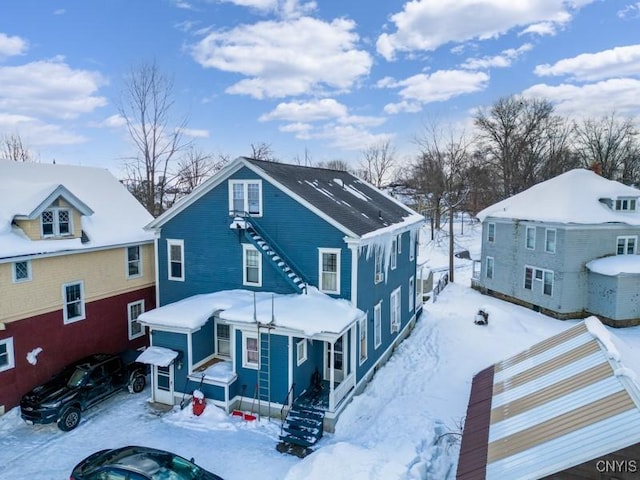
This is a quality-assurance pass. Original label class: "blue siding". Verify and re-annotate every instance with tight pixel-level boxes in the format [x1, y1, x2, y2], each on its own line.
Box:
[192, 317, 214, 365]
[292, 337, 323, 396]
[151, 330, 189, 392]
[158, 166, 351, 306]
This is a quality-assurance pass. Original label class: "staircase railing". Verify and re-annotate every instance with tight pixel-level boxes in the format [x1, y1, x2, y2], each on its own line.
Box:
[280, 382, 296, 434]
[238, 211, 311, 289]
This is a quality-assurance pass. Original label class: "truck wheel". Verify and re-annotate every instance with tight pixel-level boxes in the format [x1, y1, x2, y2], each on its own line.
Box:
[129, 373, 146, 393]
[58, 407, 81, 431]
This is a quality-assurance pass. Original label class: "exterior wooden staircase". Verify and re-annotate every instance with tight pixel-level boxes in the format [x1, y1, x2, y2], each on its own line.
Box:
[277, 400, 325, 457]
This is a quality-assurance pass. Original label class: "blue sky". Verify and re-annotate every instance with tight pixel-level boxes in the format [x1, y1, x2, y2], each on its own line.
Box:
[1, 0, 639, 175]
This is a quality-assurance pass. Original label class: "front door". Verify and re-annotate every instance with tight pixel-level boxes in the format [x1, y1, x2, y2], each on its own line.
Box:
[153, 364, 174, 404]
[324, 335, 345, 383]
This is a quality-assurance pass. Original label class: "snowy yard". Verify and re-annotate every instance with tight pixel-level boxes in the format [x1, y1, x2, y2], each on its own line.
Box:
[3, 223, 640, 480]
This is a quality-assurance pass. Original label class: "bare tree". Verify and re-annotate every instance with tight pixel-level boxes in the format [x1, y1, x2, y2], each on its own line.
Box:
[413, 122, 471, 282]
[250, 142, 277, 162]
[316, 159, 352, 171]
[573, 113, 639, 182]
[1, 133, 35, 162]
[118, 61, 189, 216]
[474, 96, 561, 198]
[359, 139, 396, 187]
[174, 147, 228, 194]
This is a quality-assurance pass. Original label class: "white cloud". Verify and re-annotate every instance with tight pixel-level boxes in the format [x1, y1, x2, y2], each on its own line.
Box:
[190, 16, 371, 98]
[376, 0, 596, 60]
[534, 44, 640, 82]
[618, 2, 640, 19]
[0, 113, 86, 146]
[179, 127, 210, 138]
[279, 122, 313, 139]
[519, 21, 557, 36]
[522, 78, 640, 118]
[53, 8, 66, 15]
[311, 124, 393, 151]
[259, 98, 348, 122]
[0, 33, 28, 58]
[0, 58, 107, 119]
[461, 43, 533, 70]
[96, 114, 127, 128]
[382, 70, 490, 113]
[216, 0, 316, 17]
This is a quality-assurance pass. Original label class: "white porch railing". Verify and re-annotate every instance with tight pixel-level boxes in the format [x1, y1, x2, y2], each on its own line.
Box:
[329, 372, 355, 411]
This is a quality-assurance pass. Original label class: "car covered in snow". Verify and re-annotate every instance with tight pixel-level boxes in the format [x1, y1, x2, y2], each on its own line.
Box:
[20, 351, 148, 431]
[70, 445, 224, 480]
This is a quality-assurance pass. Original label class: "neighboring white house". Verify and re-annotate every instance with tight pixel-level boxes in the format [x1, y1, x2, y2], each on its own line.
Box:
[472, 168, 640, 327]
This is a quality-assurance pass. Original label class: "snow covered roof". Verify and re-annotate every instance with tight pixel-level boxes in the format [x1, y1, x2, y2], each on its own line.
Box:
[136, 346, 179, 367]
[0, 161, 154, 259]
[587, 255, 640, 276]
[476, 169, 640, 225]
[147, 157, 423, 239]
[138, 288, 364, 337]
[457, 317, 640, 480]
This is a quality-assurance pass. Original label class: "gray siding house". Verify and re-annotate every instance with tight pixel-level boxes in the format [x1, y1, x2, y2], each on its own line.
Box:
[472, 169, 640, 327]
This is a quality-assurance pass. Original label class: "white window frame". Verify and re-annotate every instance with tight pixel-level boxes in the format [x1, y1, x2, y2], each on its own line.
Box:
[374, 302, 382, 349]
[409, 235, 415, 262]
[615, 198, 637, 212]
[545, 228, 556, 254]
[409, 276, 415, 312]
[543, 270, 554, 296]
[391, 238, 397, 270]
[41, 208, 73, 238]
[126, 245, 143, 279]
[524, 265, 554, 296]
[617, 236, 637, 255]
[487, 222, 496, 243]
[216, 322, 231, 358]
[167, 239, 185, 281]
[373, 300, 382, 349]
[397, 233, 402, 254]
[318, 248, 341, 294]
[242, 244, 262, 287]
[127, 300, 145, 340]
[390, 287, 401, 334]
[228, 179, 263, 216]
[486, 256, 494, 280]
[242, 332, 259, 369]
[296, 339, 308, 366]
[0, 337, 15, 373]
[12, 260, 32, 283]
[62, 280, 85, 324]
[359, 316, 368, 365]
[525, 226, 536, 250]
[374, 250, 384, 284]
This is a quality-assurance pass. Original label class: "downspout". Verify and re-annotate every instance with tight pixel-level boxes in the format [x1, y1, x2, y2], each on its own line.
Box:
[329, 340, 335, 411]
[345, 238, 359, 307]
[153, 229, 161, 308]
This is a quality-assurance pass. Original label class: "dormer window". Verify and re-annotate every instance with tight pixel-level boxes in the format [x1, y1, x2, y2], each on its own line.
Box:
[42, 208, 72, 237]
[615, 198, 637, 212]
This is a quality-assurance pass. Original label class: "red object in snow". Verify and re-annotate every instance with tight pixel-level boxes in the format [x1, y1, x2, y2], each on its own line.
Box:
[192, 390, 206, 416]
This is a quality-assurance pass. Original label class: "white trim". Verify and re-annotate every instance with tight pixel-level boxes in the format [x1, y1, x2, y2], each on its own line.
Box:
[545, 228, 557, 254]
[374, 250, 384, 284]
[126, 245, 143, 279]
[62, 280, 85, 324]
[0, 337, 15, 372]
[154, 232, 161, 308]
[12, 260, 32, 283]
[486, 256, 495, 280]
[228, 179, 263, 216]
[318, 247, 341, 294]
[347, 242, 359, 307]
[41, 207, 73, 238]
[487, 222, 496, 243]
[242, 243, 262, 287]
[616, 235, 637, 255]
[296, 338, 308, 366]
[390, 286, 401, 334]
[374, 302, 382, 349]
[397, 233, 402, 254]
[242, 332, 259, 369]
[390, 237, 397, 270]
[409, 276, 414, 313]
[167, 239, 185, 281]
[359, 316, 367, 365]
[525, 225, 536, 250]
[127, 299, 146, 340]
[215, 321, 231, 358]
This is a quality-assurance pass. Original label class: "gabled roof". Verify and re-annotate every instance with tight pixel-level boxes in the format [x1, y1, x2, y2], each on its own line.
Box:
[477, 169, 640, 225]
[0, 161, 154, 260]
[457, 317, 640, 480]
[148, 157, 423, 239]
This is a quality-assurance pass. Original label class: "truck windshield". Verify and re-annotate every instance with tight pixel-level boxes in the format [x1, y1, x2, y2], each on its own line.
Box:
[67, 367, 89, 388]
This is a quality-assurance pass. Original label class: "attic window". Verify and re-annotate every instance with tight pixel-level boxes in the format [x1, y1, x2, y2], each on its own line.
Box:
[615, 198, 637, 212]
[42, 208, 72, 237]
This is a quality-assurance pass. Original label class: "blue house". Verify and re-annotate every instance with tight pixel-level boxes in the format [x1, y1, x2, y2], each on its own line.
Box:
[137, 157, 423, 441]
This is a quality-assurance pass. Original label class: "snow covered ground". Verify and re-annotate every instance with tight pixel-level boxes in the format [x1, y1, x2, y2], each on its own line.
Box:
[2, 221, 640, 480]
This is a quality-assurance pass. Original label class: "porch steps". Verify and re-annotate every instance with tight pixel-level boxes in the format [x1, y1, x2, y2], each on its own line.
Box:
[279, 403, 325, 450]
[243, 227, 308, 294]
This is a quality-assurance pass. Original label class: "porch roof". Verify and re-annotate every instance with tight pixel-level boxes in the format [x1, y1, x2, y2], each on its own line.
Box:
[586, 255, 640, 276]
[138, 287, 364, 336]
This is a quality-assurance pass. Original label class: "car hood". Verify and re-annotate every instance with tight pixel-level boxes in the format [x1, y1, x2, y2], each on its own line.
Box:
[22, 379, 78, 406]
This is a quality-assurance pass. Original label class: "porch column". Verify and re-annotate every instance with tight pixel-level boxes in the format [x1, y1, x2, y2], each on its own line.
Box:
[329, 340, 335, 411]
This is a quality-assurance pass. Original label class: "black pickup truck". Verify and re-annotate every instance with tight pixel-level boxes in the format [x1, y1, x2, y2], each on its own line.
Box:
[20, 351, 148, 431]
